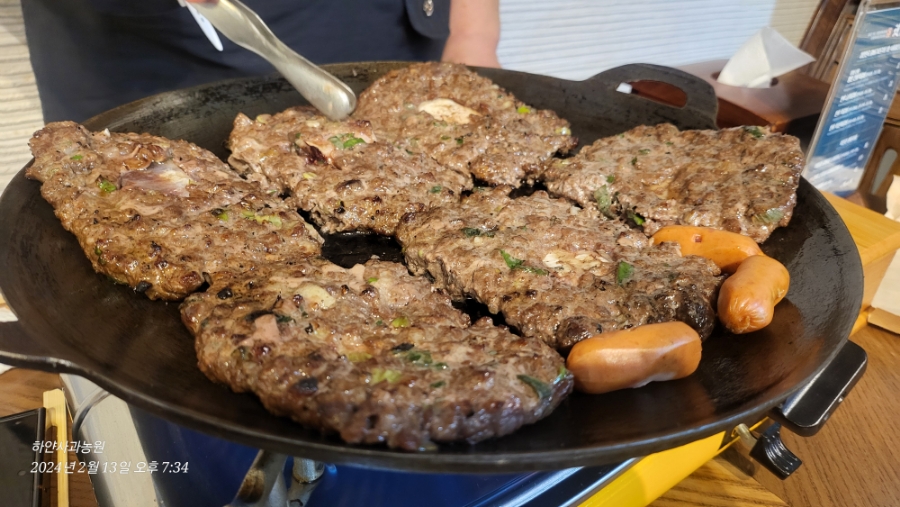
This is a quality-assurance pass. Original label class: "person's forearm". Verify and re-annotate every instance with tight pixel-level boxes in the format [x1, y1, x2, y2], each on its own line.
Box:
[441, 0, 500, 68]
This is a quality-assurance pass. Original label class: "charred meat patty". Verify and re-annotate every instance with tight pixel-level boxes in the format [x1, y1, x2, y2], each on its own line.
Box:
[354, 62, 577, 186]
[27, 121, 323, 299]
[228, 107, 472, 235]
[541, 124, 803, 242]
[396, 187, 722, 350]
[181, 259, 572, 451]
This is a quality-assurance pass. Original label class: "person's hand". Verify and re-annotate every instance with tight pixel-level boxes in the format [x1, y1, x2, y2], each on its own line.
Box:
[441, 0, 500, 68]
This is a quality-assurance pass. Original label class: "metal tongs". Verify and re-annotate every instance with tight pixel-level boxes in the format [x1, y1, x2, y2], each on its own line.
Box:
[180, 0, 356, 120]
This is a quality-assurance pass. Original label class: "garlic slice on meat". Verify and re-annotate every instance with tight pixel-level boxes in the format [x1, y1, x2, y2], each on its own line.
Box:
[542, 252, 564, 270]
[543, 250, 613, 275]
[417, 98, 481, 124]
[119, 161, 191, 197]
[296, 282, 336, 310]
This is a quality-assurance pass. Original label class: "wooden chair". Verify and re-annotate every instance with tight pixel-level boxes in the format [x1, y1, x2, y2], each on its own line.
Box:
[799, 0, 859, 83]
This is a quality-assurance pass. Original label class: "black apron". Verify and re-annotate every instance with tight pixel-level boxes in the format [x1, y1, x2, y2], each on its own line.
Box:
[22, 0, 449, 122]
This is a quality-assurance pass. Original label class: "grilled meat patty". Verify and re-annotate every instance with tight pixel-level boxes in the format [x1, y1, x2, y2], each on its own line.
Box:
[354, 62, 577, 186]
[182, 259, 572, 450]
[541, 124, 803, 242]
[395, 187, 722, 350]
[27, 121, 323, 299]
[228, 107, 472, 235]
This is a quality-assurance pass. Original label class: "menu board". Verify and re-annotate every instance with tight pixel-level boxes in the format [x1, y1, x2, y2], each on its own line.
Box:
[805, 3, 900, 195]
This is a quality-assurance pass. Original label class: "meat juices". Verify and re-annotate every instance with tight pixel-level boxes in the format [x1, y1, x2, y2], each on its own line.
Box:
[182, 259, 572, 451]
[541, 124, 803, 243]
[396, 187, 722, 350]
[228, 107, 472, 236]
[354, 62, 577, 186]
[26, 122, 322, 300]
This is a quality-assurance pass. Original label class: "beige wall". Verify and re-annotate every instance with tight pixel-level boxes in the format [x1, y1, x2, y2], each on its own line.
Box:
[497, 0, 821, 80]
[0, 0, 42, 193]
[770, 0, 821, 46]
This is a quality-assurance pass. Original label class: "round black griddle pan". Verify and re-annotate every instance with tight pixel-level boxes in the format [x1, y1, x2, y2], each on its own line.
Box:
[0, 62, 863, 473]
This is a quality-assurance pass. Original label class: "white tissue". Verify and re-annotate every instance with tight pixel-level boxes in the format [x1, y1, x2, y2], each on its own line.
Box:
[717, 27, 815, 88]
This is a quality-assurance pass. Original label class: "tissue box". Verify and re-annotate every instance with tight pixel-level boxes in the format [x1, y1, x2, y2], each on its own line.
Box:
[678, 59, 830, 132]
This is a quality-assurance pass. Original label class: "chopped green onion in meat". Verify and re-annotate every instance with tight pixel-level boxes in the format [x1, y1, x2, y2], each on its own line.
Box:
[594, 185, 614, 218]
[755, 208, 784, 224]
[347, 351, 372, 363]
[626, 210, 645, 226]
[328, 133, 367, 150]
[371, 368, 402, 384]
[391, 316, 410, 328]
[616, 261, 634, 285]
[98, 178, 116, 193]
[518, 374, 551, 400]
[745, 126, 764, 138]
[500, 250, 524, 270]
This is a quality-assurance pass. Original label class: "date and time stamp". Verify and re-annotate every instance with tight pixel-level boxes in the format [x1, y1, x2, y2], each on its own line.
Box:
[31, 440, 188, 475]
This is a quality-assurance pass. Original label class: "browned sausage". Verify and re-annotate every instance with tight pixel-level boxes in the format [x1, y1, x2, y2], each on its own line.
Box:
[566, 322, 702, 394]
[717, 255, 790, 334]
[651, 225, 763, 273]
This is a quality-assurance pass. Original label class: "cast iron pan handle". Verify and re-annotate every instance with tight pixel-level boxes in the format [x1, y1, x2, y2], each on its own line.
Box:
[0, 320, 79, 374]
[584, 63, 719, 126]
